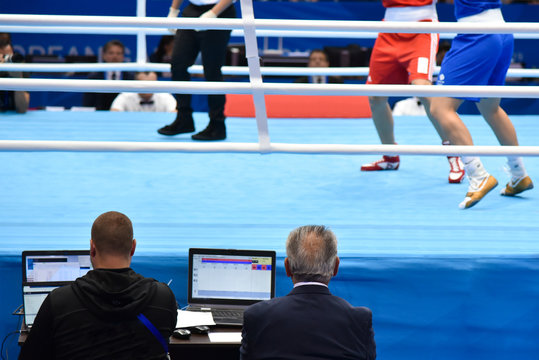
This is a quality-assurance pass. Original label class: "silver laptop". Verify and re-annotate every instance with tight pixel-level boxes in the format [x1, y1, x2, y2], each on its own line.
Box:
[186, 248, 276, 326]
[22, 250, 92, 329]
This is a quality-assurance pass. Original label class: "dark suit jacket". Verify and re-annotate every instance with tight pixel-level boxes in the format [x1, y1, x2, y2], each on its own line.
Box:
[240, 284, 376, 360]
[82, 71, 135, 110]
[294, 75, 344, 84]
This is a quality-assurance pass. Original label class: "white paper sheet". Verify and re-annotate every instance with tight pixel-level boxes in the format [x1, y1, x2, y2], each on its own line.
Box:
[208, 332, 242, 343]
[176, 310, 216, 328]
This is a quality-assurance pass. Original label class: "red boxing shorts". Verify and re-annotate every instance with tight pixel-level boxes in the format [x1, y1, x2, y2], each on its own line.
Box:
[367, 27, 439, 85]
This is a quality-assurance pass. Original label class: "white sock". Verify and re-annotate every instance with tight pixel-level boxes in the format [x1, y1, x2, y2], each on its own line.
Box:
[507, 156, 527, 178]
[462, 156, 475, 165]
[463, 157, 488, 179]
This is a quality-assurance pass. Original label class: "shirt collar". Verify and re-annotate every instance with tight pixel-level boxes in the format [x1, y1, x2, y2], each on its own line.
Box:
[107, 71, 120, 80]
[293, 281, 328, 288]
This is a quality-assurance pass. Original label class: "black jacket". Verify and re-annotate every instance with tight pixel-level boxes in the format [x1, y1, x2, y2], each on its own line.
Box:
[294, 75, 344, 84]
[240, 285, 376, 360]
[1, 69, 25, 112]
[82, 71, 135, 110]
[19, 268, 177, 360]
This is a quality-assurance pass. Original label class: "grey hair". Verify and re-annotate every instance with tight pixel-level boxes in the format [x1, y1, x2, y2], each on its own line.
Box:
[286, 225, 338, 283]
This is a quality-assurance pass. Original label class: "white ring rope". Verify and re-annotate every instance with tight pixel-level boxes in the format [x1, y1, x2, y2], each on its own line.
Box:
[0, 142, 538, 157]
[1, 26, 537, 41]
[1, 14, 539, 35]
[1, 26, 537, 40]
[1, 79, 538, 99]
[1, 63, 538, 79]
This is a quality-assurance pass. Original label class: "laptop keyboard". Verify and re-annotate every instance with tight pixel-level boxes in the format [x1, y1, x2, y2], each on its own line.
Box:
[211, 309, 244, 324]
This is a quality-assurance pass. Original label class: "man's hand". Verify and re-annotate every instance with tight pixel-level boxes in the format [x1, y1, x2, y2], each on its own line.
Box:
[200, 9, 217, 19]
[167, 7, 180, 34]
[196, 10, 217, 32]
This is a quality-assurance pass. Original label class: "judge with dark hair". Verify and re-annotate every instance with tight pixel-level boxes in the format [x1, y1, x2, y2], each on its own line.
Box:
[19, 211, 177, 360]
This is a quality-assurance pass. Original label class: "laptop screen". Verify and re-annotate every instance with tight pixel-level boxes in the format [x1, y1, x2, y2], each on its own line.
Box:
[22, 284, 62, 328]
[22, 250, 92, 284]
[188, 248, 276, 307]
[22, 250, 92, 327]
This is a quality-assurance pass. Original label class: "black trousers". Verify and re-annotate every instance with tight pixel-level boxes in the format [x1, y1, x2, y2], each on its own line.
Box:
[171, 3, 236, 122]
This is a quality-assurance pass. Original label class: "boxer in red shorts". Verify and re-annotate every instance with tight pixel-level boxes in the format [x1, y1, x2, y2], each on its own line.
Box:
[361, 0, 465, 184]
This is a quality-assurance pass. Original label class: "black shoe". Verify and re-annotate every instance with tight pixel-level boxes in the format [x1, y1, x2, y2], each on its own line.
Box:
[191, 125, 226, 141]
[157, 118, 195, 136]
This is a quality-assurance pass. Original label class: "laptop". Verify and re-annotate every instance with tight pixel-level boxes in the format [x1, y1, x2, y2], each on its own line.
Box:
[22, 250, 92, 329]
[186, 248, 276, 326]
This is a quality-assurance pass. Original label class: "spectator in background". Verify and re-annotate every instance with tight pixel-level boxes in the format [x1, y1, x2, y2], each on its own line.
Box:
[294, 49, 343, 84]
[150, 35, 175, 78]
[111, 71, 177, 112]
[82, 40, 135, 110]
[0, 32, 30, 113]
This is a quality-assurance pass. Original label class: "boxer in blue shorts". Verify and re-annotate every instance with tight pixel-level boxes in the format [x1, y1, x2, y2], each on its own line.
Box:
[429, 0, 533, 209]
[437, 33, 513, 102]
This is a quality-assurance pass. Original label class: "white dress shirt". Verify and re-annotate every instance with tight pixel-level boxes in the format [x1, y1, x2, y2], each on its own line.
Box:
[110, 92, 177, 112]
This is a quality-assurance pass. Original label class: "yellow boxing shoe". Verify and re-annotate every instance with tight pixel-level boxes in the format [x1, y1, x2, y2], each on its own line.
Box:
[500, 175, 534, 196]
[459, 175, 498, 209]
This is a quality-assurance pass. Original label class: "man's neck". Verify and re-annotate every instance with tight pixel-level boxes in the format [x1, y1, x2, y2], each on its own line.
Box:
[92, 257, 131, 269]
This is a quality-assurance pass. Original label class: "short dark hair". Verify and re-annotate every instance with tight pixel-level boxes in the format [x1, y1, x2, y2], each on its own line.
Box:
[103, 40, 125, 54]
[91, 211, 133, 256]
[0, 33, 12, 49]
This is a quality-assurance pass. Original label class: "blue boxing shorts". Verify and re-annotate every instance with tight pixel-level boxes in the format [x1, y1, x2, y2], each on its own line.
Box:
[436, 33, 514, 102]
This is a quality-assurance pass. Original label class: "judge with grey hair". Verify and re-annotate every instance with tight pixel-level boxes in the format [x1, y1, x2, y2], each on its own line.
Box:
[240, 225, 376, 360]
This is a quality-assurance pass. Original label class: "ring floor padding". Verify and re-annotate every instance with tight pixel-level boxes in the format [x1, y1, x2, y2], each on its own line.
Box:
[1, 111, 538, 256]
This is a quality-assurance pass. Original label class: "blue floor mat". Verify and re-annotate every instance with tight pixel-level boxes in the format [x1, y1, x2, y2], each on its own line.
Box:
[1, 110, 538, 256]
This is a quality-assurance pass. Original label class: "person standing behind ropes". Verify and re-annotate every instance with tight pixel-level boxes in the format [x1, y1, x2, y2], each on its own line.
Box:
[429, 0, 533, 209]
[19, 211, 178, 360]
[361, 0, 466, 185]
[157, 0, 236, 141]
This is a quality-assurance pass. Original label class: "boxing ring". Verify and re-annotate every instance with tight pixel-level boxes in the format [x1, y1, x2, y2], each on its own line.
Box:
[1, 3, 539, 359]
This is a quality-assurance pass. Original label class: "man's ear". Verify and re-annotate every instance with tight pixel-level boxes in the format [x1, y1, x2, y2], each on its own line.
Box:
[333, 257, 340, 276]
[130, 239, 137, 257]
[90, 239, 96, 257]
[284, 258, 293, 278]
